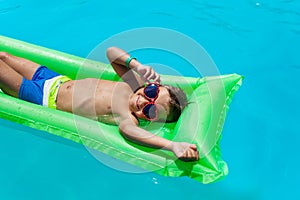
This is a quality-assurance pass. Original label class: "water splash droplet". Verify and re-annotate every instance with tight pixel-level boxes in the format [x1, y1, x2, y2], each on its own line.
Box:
[152, 177, 159, 185]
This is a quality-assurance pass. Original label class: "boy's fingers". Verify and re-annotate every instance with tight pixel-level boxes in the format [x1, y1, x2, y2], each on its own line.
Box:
[148, 71, 156, 80]
[190, 144, 197, 150]
[154, 76, 161, 83]
[143, 69, 150, 77]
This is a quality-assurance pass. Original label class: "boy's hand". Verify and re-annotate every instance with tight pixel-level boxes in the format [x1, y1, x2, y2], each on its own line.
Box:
[135, 65, 161, 84]
[170, 142, 199, 162]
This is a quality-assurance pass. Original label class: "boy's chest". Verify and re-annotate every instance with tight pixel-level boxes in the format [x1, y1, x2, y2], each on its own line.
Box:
[94, 82, 132, 116]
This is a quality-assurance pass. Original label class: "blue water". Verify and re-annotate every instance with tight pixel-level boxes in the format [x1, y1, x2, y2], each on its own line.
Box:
[1, 0, 300, 199]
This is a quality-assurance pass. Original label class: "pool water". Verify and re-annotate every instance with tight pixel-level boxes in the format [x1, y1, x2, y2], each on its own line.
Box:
[1, 0, 300, 199]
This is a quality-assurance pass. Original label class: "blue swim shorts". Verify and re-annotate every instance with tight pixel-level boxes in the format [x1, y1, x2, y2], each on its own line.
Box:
[18, 66, 71, 109]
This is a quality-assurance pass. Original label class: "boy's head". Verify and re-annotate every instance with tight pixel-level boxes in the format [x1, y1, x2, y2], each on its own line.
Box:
[163, 85, 188, 122]
[130, 83, 188, 122]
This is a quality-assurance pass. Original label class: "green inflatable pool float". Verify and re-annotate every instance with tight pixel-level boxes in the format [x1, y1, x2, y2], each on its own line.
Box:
[0, 35, 242, 184]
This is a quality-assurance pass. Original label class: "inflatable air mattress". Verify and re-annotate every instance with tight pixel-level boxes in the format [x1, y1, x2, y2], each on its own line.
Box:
[0, 35, 243, 184]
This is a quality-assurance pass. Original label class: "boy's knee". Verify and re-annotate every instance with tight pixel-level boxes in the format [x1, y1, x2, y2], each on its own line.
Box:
[0, 52, 10, 60]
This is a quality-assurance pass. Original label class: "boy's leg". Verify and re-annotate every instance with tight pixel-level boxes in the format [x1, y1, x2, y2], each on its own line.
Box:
[0, 59, 23, 97]
[0, 52, 40, 80]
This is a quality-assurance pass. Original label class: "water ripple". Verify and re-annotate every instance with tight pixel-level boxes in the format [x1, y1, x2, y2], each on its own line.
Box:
[0, 5, 21, 14]
[192, 10, 252, 37]
[275, 20, 300, 26]
[193, 1, 235, 11]
[78, 0, 88, 5]
[289, 65, 300, 70]
[290, 29, 300, 35]
[263, 4, 300, 17]
[149, 11, 180, 19]
[280, 0, 296, 3]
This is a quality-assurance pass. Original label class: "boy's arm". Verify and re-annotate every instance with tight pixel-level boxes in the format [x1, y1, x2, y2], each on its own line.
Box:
[106, 47, 161, 91]
[119, 119, 199, 162]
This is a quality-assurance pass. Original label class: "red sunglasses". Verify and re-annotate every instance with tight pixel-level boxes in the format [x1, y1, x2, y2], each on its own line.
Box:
[141, 83, 160, 120]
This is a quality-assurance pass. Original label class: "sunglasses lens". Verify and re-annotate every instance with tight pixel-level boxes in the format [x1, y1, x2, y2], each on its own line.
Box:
[144, 84, 158, 99]
[142, 104, 157, 119]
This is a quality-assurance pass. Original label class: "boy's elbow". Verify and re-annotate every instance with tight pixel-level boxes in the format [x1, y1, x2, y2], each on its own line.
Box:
[118, 122, 129, 135]
[106, 46, 121, 62]
[118, 126, 130, 140]
[106, 46, 118, 55]
[118, 122, 135, 138]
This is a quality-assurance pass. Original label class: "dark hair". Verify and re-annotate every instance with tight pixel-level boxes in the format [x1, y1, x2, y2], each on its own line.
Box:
[163, 85, 188, 122]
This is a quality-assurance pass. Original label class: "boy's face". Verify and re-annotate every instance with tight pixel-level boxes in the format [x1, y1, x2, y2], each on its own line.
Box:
[129, 86, 171, 121]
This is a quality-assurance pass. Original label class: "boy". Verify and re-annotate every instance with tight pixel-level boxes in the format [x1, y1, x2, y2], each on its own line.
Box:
[0, 47, 199, 161]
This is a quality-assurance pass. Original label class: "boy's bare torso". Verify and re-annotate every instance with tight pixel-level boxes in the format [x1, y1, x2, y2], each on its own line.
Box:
[56, 78, 133, 122]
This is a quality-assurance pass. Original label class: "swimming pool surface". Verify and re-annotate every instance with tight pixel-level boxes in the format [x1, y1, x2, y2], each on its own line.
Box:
[1, 0, 299, 199]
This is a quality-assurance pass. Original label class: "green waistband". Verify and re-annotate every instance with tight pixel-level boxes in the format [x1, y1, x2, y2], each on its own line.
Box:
[48, 76, 71, 109]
